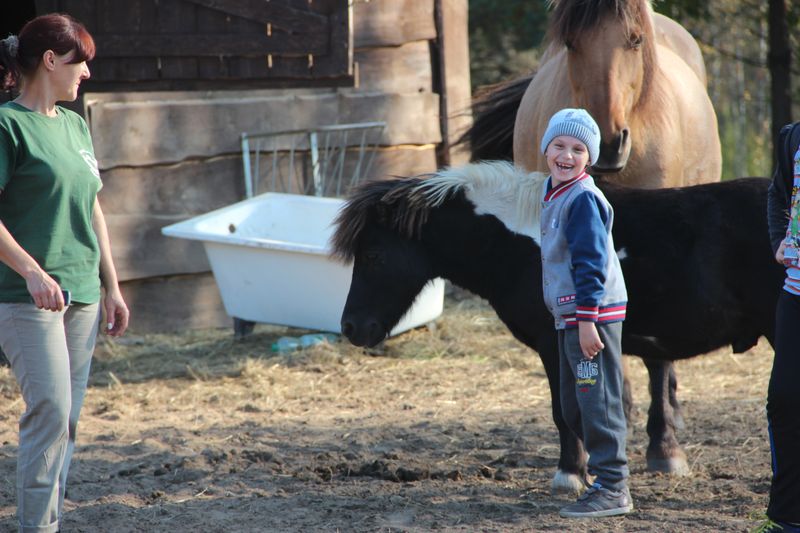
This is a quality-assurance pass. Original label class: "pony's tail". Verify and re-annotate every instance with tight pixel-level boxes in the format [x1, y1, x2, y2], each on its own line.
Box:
[455, 74, 532, 162]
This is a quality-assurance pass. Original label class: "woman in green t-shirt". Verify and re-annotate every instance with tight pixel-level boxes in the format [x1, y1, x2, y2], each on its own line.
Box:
[0, 14, 129, 533]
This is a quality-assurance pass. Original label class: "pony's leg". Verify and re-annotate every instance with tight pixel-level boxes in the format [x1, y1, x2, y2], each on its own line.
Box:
[537, 333, 589, 495]
[668, 363, 685, 431]
[643, 358, 689, 475]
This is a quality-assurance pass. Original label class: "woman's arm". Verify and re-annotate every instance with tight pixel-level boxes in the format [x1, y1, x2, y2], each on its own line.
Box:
[0, 218, 65, 310]
[92, 198, 129, 336]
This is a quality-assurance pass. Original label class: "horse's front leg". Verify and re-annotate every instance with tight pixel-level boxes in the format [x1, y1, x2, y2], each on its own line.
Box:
[536, 332, 589, 494]
[668, 363, 685, 430]
[643, 358, 689, 475]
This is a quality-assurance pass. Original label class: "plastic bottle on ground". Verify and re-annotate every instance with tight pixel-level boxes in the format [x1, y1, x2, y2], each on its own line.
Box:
[271, 333, 338, 353]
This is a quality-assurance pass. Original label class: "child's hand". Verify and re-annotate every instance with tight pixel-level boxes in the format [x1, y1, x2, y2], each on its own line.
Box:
[578, 321, 604, 359]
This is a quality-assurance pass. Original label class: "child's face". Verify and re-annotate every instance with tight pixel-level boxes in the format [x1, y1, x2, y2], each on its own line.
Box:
[545, 135, 590, 184]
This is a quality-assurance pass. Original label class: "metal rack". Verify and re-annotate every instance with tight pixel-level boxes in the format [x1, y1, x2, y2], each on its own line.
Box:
[240, 121, 387, 198]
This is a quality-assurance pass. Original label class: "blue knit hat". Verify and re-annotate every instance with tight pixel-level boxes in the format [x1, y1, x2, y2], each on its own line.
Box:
[540, 108, 601, 166]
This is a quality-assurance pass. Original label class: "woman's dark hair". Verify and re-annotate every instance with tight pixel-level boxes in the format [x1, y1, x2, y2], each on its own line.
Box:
[0, 13, 95, 91]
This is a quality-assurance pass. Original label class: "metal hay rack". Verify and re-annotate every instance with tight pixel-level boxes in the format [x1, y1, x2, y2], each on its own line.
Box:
[240, 121, 387, 198]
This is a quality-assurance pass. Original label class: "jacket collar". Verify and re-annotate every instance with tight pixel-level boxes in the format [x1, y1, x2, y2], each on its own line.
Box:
[544, 171, 589, 202]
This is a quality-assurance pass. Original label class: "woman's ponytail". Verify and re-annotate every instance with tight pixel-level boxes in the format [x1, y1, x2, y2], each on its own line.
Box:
[0, 35, 20, 91]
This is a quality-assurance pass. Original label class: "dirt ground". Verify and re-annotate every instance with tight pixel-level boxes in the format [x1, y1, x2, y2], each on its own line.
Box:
[0, 291, 775, 532]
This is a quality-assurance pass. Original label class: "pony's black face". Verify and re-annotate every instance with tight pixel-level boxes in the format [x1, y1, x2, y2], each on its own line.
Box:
[340, 217, 434, 347]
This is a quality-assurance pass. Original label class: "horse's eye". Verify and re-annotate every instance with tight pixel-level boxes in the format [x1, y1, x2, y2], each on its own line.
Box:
[628, 34, 643, 50]
[564, 39, 575, 51]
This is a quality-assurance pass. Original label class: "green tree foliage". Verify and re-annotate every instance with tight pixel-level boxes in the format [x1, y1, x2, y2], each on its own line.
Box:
[468, 0, 549, 88]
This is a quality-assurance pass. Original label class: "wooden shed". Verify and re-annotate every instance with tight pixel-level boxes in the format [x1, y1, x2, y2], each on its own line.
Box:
[3, 0, 471, 332]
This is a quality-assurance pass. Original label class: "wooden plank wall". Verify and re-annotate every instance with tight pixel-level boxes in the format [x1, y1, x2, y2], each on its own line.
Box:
[38, 0, 353, 88]
[87, 0, 471, 332]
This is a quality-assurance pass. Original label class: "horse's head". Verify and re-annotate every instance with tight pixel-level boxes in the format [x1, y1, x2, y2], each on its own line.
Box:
[550, 0, 656, 174]
[331, 179, 437, 347]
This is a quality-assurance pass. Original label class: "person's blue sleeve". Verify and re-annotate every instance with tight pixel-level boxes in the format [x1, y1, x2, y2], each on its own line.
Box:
[564, 191, 609, 321]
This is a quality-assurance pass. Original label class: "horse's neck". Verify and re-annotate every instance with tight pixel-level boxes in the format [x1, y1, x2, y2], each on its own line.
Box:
[426, 196, 539, 304]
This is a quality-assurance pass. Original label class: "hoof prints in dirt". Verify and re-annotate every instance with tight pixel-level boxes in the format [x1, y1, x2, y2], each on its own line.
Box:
[305, 455, 514, 484]
[112, 447, 518, 487]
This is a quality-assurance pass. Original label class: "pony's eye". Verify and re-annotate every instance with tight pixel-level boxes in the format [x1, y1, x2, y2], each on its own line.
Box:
[628, 34, 643, 50]
[363, 251, 382, 267]
[564, 39, 575, 51]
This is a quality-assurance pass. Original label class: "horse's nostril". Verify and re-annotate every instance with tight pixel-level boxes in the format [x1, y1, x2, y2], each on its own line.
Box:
[619, 128, 630, 152]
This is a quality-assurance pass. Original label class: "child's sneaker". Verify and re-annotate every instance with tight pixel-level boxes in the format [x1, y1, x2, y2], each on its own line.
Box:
[559, 482, 633, 518]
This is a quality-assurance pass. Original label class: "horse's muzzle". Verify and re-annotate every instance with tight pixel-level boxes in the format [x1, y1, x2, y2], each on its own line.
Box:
[340, 316, 386, 347]
[595, 128, 631, 173]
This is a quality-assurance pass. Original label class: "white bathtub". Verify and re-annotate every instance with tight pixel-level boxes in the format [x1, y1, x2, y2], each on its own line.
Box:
[161, 192, 444, 334]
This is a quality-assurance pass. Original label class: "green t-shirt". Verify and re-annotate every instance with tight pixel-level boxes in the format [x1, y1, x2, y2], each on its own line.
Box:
[0, 102, 102, 304]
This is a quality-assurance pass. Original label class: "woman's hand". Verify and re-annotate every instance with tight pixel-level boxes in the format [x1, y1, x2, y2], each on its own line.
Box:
[102, 288, 129, 336]
[25, 269, 65, 311]
[578, 320, 604, 359]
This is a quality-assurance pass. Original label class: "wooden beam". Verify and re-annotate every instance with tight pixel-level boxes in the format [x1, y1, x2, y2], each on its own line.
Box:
[87, 91, 441, 168]
[353, 0, 436, 47]
[98, 155, 245, 215]
[105, 214, 211, 280]
[355, 41, 432, 93]
[93, 33, 328, 57]
[437, 0, 472, 165]
[99, 148, 437, 217]
[183, 0, 328, 32]
[120, 273, 230, 332]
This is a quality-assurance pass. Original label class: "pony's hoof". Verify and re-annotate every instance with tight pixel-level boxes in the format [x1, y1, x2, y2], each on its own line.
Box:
[646, 456, 690, 476]
[551, 470, 587, 496]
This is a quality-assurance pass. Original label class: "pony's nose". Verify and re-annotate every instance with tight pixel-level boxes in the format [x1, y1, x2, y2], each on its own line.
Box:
[340, 317, 384, 347]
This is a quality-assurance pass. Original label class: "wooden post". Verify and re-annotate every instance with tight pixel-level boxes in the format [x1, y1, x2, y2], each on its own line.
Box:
[433, 0, 472, 167]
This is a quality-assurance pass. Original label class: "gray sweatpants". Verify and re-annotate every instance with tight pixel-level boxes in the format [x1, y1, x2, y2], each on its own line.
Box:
[558, 321, 629, 491]
[0, 302, 100, 533]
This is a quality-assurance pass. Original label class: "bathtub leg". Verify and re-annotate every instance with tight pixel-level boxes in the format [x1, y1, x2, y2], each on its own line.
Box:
[234, 317, 256, 339]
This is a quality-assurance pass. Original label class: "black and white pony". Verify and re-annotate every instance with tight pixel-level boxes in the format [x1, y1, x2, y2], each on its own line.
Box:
[331, 161, 782, 494]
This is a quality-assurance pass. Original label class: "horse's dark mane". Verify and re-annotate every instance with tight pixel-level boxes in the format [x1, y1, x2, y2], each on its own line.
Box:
[454, 75, 532, 161]
[331, 176, 453, 262]
[548, 0, 657, 108]
[549, 0, 635, 44]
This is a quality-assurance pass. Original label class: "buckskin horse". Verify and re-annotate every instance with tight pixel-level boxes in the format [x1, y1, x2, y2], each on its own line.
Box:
[513, 0, 720, 186]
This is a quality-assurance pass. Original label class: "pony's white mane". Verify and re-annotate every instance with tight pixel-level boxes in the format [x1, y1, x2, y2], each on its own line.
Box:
[413, 160, 549, 244]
